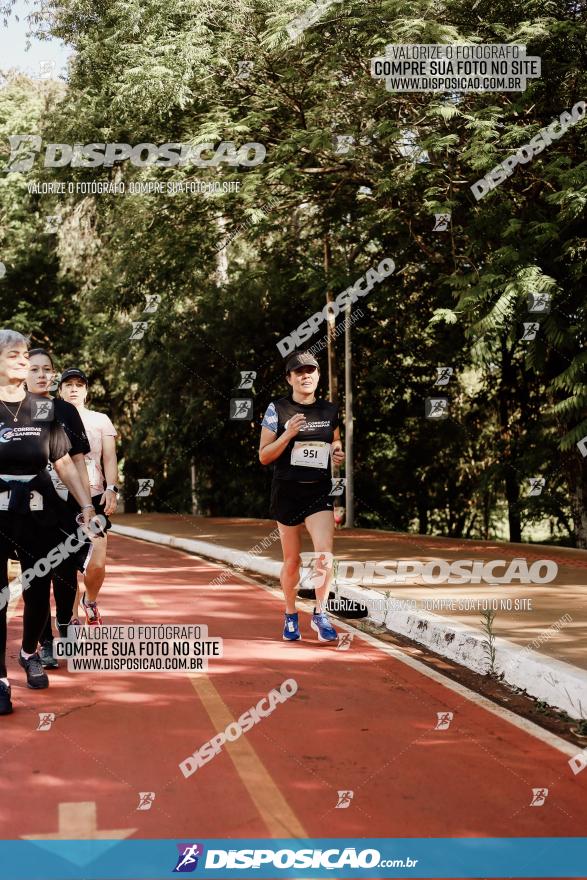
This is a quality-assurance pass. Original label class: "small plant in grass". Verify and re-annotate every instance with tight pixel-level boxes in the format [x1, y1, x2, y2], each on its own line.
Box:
[572, 718, 587, 737]
[480, 609, 497, 677]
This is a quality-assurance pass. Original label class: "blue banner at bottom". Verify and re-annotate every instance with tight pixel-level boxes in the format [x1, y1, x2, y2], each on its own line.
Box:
[1, 837, 585, 879]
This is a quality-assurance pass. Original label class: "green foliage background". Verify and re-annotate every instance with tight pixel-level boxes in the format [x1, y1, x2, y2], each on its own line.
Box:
[0, 0, 585, 544]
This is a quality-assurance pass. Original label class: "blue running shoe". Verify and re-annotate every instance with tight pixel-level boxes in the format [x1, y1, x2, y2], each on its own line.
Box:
[283, 612, 301, 641]
[311, 611, 338, 642]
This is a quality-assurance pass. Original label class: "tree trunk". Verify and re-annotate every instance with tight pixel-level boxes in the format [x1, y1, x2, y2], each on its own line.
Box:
[215, 215, 229, 286]
[190, 459, 200, 516]
[483, 488, 491, 540]
[499, 341, 522, 543]
[417, 493, 428, 534]
[465, 513, 477, 539]
[566, 450, 587, 548]
[504, 466, 522, 542]
[323, 234, 338, 404]
[123, 458, 138, 514]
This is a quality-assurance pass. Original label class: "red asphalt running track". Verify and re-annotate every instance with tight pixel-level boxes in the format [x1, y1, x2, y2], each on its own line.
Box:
[1, 533, 586, 865]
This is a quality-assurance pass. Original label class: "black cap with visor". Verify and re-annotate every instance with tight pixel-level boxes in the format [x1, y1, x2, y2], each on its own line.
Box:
[285, 352, 319, 373]
[59, 368, 88, 385]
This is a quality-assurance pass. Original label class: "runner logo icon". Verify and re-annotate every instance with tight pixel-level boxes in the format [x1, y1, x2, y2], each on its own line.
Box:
[433, 212, 451, 231]
[528, 292, 551, 313]
[329, 477, 346, 496]
[238, 371, 256, 390]
[434, 367, 453, 386]
[425, 397, 449, 419]
[36, 712, 56, 731]
[230, 399, 253, 420]
[530, 788, 548, 806]
[33, 399, 54, 420]
[130, 321, 150, 340]
[522, 322, 540, 341]
[435, 712, 453, 730]
[300, 552, 333, 591]
[335, 790, 354, 808]
[143, 294, 161, 313]
[173, 843, 204, 872]
[528, 477, 545, 496]
[136, 792, 155, 811]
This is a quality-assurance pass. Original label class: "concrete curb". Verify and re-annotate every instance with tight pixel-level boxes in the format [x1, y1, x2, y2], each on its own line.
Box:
[111, 523, 587, 720]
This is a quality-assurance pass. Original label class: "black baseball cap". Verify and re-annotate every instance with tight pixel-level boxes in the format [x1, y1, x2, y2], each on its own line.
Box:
[285, 352, 319, 373]
[59, 368, 88, 385]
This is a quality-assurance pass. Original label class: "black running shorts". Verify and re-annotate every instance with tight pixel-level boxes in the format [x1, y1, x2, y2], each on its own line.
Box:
[91, 494, 112, 533]
[270, 479, 334, 526]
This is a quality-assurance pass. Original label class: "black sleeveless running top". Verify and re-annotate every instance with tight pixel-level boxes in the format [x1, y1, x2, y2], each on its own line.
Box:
[262, 396, 339, 481]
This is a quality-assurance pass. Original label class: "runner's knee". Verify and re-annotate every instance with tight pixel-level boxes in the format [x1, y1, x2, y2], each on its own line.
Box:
[88, 538, 107, 564]
[282, 554, 301, 575]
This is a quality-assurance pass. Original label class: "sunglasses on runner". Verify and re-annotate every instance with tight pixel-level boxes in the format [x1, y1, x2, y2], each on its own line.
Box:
[292, 365, 317, 375]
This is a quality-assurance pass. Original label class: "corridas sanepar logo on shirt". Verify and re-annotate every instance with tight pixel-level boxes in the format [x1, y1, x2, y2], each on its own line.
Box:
[0, 425, 42, 443]
[0, 426, 16, 443]
[297, 420, 331, 431]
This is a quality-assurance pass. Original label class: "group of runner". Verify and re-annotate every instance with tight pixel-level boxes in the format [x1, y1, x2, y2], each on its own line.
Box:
[0, 332, 342, 717]
[0, 329, 117, 716]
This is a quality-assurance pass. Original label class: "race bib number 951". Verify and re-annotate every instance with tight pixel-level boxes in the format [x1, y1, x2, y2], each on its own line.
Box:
[291, 441, 330, 469]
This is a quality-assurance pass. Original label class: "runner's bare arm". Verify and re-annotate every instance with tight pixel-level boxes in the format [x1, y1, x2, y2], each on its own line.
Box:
[72, 451, 92, 502]
[53, 453, 93, 522]
[331, 427, 345, 465]
[99, 434, 118, 515]
[259, 414, 306, 465]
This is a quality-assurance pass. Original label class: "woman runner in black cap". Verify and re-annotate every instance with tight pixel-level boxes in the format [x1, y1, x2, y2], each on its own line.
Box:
[59, 368, 118, 626]
[259, 351, 344, 642]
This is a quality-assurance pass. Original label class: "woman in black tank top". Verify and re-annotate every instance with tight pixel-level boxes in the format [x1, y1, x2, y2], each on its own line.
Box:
[259, 351, 345, 643]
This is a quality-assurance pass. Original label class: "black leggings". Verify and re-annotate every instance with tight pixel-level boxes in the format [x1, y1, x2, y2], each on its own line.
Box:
[0, 514, 58, 678]
[40, 555, 79, 642]
[40, 497, 104, 642]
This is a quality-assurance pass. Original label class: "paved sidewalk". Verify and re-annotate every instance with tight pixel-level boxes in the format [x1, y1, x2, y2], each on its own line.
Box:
[112, 514, 587, 718]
